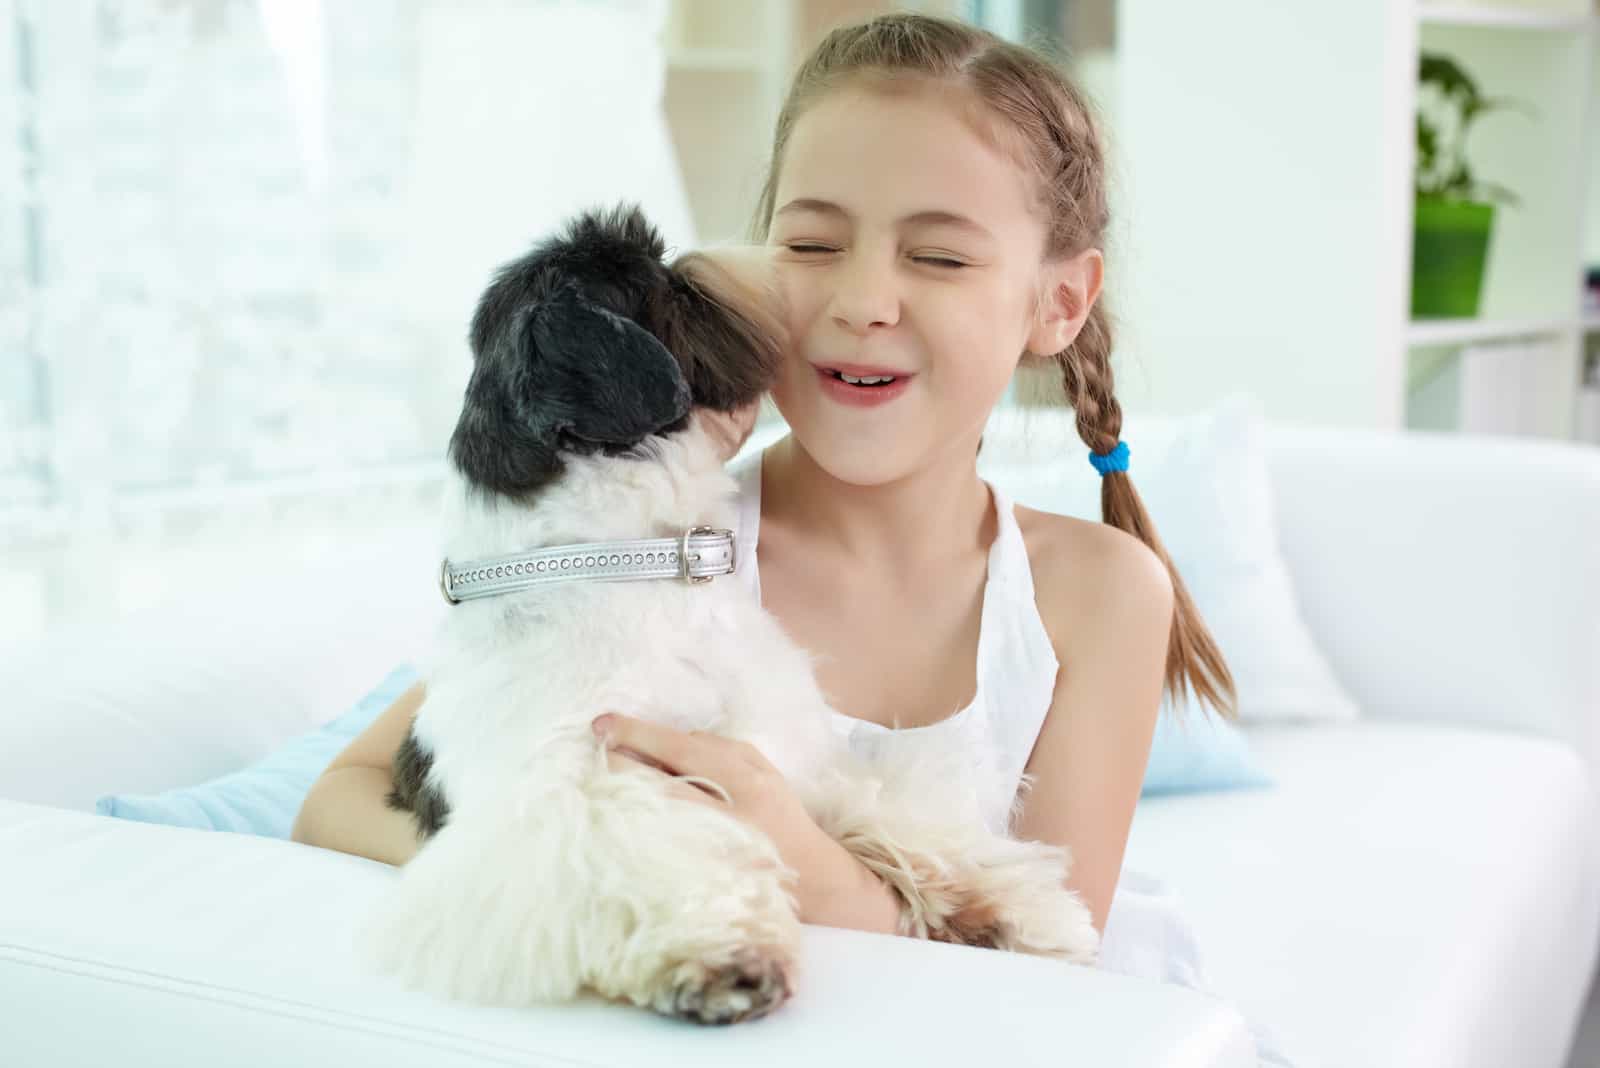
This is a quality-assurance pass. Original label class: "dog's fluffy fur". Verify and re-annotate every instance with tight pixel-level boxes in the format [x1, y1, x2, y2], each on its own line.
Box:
[355, 204, 1098, 1025]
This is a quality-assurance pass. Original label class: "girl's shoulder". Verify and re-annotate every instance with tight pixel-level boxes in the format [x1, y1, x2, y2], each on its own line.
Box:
[1012, 502, 1174, 659]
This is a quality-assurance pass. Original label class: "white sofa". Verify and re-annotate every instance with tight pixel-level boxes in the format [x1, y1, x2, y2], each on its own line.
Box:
[3, 416, 1598, 1068]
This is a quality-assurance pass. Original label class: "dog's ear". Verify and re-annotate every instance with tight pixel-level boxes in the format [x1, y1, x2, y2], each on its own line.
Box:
[660, 251, 786, 412]
[449, 282, 691, 497]
[527, 285, 692, 447]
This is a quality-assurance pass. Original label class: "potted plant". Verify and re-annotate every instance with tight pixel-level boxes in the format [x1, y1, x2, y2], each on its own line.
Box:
[1412, 52, 1529, 319]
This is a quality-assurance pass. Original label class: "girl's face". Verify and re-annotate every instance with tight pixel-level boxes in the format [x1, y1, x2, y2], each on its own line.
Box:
[765, 84, 1082, 484]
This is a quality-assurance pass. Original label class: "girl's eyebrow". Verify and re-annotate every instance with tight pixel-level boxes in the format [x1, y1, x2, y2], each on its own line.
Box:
[775, 198, 995, 241]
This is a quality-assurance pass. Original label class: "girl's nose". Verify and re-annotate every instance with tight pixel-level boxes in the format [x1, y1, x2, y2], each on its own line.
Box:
[828, 249, 901, 334]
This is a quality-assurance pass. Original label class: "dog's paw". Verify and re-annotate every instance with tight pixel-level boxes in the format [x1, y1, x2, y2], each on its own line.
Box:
[899, 843, 1100, 965]
[926, 890, 1010, 951]
[650, 945, 794, 1026]
[950, 882, 1100, 966]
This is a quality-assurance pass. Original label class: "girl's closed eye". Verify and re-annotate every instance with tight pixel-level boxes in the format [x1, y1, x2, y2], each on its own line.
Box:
[784, 242, 836, 255]
[783, 242, 968, 269]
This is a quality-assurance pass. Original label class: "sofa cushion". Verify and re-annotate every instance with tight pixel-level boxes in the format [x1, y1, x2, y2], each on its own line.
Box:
[974, 393, 1362, 726]
[0, 798, 1257, 1068]
[1123, 720, 1600, 1068]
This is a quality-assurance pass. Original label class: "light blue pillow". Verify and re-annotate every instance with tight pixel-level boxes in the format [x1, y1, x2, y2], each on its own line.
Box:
[1142, 698, 1274, 797]
[96, 663, 421, 838]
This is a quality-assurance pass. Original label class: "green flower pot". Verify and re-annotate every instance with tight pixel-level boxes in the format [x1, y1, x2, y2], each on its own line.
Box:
[1411, 195, 1494, 319]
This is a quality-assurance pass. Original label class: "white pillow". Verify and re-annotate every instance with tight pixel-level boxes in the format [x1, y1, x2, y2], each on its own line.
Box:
[976, 392, 1360, 724]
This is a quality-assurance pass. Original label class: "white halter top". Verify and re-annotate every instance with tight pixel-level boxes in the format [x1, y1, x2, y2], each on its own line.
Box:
[726, 445, 1061, 836]
[724, 450, 1298, 1060]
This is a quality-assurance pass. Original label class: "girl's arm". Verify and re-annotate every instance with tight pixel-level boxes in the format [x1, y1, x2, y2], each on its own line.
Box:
[594, 712, 907, 934]
[1013, 523, 1174, 936]
[292, 765, 425, 866]
[792, 835, 906, 934]
[291, 679, 428, 865]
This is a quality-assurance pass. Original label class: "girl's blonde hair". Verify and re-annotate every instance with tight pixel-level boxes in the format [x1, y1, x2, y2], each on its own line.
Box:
[749, 12, 1238, 723]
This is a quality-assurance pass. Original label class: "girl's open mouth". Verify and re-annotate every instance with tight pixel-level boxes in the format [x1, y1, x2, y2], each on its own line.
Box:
[815, 366, 914, 408]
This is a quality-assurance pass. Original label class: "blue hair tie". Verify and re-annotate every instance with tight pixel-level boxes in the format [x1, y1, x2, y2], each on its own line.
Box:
[1088, 440, 1130, 477]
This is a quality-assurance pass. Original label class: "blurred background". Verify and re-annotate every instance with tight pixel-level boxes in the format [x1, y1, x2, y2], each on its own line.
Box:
[1, 0, 1597, 643]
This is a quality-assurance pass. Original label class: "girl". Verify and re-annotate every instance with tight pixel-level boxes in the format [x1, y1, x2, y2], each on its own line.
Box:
[296, 11, 1294, 1062]
[595, 12, 1237, 942]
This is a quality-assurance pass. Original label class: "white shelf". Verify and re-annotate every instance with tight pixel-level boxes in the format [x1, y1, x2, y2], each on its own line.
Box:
[1417, 6, 1597, 32]
[1060, 1, 1599, 438]
[1408, 316, 1581, 346]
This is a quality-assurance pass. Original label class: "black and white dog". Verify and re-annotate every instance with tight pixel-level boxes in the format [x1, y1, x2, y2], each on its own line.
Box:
[356, 204, 1098, 1025]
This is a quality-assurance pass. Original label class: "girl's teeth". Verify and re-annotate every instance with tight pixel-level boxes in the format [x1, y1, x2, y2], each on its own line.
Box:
[838, 372, 895, 385]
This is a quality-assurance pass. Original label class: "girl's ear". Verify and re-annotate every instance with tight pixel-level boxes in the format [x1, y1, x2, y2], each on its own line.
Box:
[1027, 247, 1104, 355]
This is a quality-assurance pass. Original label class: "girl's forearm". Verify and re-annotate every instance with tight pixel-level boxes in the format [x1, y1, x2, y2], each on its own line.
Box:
[291, 765, 424, 867]
[800, 838, 906, 936]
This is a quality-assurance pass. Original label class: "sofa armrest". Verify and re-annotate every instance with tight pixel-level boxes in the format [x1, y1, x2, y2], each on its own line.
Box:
[0, 798, 1259, 1067]
[1264, 427, 1600, 769]
[0, 526, 446, 812]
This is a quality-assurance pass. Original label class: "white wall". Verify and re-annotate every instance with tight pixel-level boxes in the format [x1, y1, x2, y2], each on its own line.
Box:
[1111, 0, 1414, 428]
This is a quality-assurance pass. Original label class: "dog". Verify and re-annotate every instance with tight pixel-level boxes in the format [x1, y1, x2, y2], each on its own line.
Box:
[355, 203, 1099, 1026]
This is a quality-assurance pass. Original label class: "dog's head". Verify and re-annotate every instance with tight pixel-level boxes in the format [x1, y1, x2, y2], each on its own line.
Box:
[448, 203, 785, 498]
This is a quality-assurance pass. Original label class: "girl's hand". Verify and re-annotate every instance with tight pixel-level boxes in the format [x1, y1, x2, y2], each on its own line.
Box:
[592, 712, 846, 918]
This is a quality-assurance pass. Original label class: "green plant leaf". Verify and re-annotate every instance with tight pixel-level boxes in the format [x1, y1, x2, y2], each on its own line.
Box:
[1468, 93, 1539, 129]
[1414, 51, 1531, 207]
[1420, 52, 1479, 103]
[1475, 178, 1521, 208]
